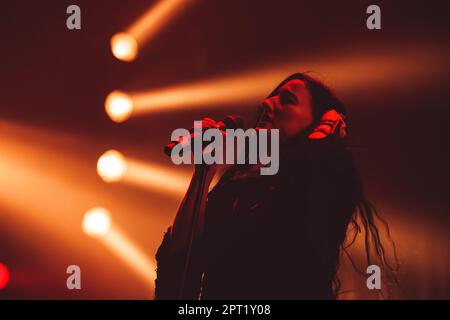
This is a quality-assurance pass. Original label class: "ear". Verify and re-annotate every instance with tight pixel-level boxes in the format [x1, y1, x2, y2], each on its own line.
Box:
[308, 109, 347, 140]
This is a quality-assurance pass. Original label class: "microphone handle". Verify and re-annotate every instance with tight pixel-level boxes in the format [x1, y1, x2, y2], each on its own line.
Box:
[164, 120, 231, 157]
[164, 115, 243, 157]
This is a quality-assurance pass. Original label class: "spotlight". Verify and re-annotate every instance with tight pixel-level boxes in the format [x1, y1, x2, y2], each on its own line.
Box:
[111, 0, 192, 62]
[82, 207, 112, 237]
[0, 263, 10, 289]
[110, 32, 138, 62]
[97, 150, 127, 183]
[105, 91, 133, 123]
[124, 158, 190, 196]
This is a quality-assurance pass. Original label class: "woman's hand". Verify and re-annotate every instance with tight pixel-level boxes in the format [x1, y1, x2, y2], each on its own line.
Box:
[189, 117, 227, 172]
[189, 117, 218, 133]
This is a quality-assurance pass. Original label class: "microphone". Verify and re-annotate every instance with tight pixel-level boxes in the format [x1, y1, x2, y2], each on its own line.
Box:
[164, 114, 244, 156]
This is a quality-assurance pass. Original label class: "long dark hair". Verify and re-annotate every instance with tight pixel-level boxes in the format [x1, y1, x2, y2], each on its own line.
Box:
[215, 73, 399, 297]
[270, 73, 399, 297]
[237, 72, 399, 297]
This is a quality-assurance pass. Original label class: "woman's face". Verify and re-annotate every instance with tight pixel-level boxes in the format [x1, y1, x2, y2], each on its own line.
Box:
[257, 79, 314, 140]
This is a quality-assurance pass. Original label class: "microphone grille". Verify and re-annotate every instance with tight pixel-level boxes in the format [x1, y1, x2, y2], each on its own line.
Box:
[222, 114, 245, 130]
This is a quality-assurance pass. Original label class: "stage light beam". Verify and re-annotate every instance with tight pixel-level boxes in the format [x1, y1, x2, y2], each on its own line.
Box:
[0, 122, 160, 294]
[97, 150, 127, 183]
[81, 209, 156, 286]
[105, 91, 133, 123]
[109, 44, 449, 119]
[124, 158, 190, 196]
[111, 0, 192, 62]
[99, 226, 156, 286]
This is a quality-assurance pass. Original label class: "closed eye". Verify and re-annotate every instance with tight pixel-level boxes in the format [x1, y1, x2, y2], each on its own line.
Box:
[279, 90, 298, 106]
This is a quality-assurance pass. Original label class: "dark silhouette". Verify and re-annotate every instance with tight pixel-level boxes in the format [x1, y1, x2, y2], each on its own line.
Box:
[155, 73, 397, 299]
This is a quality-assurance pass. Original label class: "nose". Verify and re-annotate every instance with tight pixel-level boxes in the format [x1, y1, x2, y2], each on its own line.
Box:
[261, 96, 282, 114]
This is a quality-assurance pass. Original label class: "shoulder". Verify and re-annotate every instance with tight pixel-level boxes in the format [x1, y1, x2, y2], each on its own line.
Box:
[282, 138, 354, 173]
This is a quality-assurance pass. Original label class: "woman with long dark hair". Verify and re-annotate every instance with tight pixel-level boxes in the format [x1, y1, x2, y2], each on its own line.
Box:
[155, 73, 398, 299]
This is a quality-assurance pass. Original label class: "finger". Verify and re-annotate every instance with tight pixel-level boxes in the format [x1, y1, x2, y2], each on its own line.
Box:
[189, 118, 216, 132]
[202, 117, 216, 127]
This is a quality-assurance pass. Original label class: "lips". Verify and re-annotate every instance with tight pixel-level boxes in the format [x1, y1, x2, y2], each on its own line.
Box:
[257, 102, 274, 124]
[256, 111, 274, 129]
[260, 112, 273, 123]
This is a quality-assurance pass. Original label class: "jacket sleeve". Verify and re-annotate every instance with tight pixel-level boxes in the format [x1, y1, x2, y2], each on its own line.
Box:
[154, 226, 179, 299]
[154, 226, 205, 299]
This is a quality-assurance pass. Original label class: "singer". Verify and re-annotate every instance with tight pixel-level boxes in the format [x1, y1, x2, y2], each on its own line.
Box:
[154, 73, 397, 299]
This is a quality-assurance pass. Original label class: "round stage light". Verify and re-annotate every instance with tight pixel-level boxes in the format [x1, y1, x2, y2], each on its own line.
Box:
[0, 263, 10, 289]
[97, 150, 127, 183]
[110, 32, 139, 62]
[105, 91, 133, 123]
[82, 207, 112, 237]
